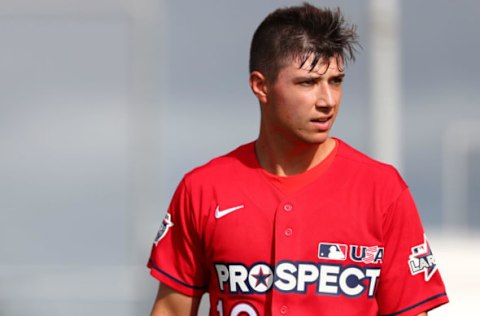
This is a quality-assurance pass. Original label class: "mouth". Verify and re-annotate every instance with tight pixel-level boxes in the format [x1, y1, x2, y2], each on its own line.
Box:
[311, 117, 330, 123]
[310, 116, 333, 130]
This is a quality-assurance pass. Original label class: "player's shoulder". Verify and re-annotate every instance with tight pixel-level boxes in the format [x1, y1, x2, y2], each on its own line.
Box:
[183, 141, 256, 184]
[335, 138, 405, 185]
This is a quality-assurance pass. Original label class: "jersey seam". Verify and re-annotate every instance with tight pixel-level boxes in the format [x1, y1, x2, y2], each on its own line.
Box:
[177, 178, 211, 282]
[181, 177, 209, 264]
[382, 292, 448, 316]
[381, 187, 411, 242]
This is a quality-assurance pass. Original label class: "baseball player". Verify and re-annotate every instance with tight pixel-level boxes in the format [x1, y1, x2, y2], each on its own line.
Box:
[148, 3, 449, 315]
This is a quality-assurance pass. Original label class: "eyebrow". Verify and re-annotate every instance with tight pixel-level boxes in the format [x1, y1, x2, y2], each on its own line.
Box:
[295, 73, 345, 80]
[332, 73, 346, 79]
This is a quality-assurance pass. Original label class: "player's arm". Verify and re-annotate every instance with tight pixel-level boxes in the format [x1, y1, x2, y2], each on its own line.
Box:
[417, 313, 427, 316]
[150, 283, 201, 316]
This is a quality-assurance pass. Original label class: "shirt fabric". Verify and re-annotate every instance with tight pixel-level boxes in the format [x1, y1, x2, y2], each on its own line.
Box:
[148, 139, 448, 316]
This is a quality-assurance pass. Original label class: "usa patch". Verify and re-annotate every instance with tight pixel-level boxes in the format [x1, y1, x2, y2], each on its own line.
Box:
[318, 243, 347, 260]
[408, 234, 438, 281]
[154, 213, 173, 246]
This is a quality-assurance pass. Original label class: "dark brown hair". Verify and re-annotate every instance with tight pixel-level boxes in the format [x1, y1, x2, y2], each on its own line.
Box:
[249, 2, 360, 82]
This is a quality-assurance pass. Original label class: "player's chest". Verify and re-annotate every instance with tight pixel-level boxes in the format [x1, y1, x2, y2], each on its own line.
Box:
[202, 186, 384, 265]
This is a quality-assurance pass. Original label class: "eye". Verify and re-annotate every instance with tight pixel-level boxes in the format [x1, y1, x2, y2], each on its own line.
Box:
[299, 79, 317, 86]
[330, 76, 344, 86]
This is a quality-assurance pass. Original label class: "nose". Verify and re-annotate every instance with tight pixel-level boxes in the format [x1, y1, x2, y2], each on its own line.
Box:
[315, 82, 335, 108]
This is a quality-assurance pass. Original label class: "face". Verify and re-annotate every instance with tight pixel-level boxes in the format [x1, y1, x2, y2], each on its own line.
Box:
[257, 55, 345, 146]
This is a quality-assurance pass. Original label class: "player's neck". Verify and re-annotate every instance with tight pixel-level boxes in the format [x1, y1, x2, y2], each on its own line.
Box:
[254, 136, 336, 177]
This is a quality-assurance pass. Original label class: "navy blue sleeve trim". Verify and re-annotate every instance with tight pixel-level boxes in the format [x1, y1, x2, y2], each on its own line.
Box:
[383, 292, 448, 316]
[149, 259, 208, 290]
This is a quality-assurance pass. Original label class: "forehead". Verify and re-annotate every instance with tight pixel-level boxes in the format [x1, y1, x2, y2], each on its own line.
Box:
[283, 54, 345, 76]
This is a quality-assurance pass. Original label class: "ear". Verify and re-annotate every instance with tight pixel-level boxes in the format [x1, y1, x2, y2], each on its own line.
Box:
[249, 71, 269, 104]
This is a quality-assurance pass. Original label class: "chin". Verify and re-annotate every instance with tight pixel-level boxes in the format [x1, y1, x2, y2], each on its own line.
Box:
[301, 135, 330, 145]
[311, 132, 331, 143]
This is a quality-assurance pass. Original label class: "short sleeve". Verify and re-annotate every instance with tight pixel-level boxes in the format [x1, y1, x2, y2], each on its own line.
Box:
[377, 188, 449, 315]
[147, 178, 208, 296]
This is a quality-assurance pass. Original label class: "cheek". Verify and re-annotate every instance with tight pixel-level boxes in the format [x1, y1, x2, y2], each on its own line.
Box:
[271, 94, 298, 116]
[277, 99, 305, 122]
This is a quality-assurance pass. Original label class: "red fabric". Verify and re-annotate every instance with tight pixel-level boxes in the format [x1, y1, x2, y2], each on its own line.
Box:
[260, 139, 338, 196]
[148, 139, 448, 315]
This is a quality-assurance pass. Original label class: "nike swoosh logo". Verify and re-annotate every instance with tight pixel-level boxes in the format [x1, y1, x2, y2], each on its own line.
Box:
[215, 205, 244, 219]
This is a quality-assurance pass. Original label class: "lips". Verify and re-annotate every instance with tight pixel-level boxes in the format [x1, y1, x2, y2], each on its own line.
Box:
[312, 117, 330, 123]
[310, 116, 332, 130]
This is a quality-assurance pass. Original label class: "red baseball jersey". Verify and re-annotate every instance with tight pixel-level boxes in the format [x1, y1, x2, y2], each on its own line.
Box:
[148, 139, 448, 315]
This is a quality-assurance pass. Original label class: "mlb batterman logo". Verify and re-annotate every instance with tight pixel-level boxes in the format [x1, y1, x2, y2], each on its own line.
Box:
[318, 243, 347, 260]
[154, 213, 173, 246]
[408, 234, 438, 282]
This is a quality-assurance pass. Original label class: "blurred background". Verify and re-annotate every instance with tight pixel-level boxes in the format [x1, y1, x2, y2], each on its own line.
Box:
[0, 0, 478, 315]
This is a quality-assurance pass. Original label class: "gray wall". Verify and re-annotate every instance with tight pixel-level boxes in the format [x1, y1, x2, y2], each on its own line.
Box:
[0, 0, 478, 315]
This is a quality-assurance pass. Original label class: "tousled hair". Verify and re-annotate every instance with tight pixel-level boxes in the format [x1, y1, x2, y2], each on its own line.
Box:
[249, 2, 360, 82]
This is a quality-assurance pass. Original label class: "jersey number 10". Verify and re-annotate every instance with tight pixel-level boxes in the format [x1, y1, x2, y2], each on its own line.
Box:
[217, 300, 258, 316]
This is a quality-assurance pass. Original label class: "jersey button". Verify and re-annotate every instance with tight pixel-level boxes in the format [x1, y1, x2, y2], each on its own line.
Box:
[284, 228, 293, 236]
[283, 203, 293, 212]
[280, 305, 289, 314]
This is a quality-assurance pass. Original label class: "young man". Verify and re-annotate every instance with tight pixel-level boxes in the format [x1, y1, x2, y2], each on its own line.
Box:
[148, 3, 449, 315]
